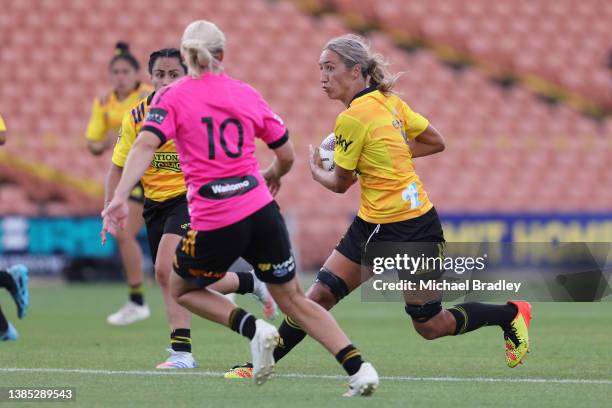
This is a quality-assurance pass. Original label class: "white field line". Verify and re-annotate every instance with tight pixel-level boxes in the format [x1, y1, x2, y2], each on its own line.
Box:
[0, 367, 611, 385]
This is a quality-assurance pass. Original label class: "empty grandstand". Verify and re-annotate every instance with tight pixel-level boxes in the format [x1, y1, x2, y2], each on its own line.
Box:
[1, 0, 610, 269]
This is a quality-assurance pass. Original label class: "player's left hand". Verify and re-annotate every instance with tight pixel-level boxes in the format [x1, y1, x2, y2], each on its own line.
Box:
[263, 167, 281, 197]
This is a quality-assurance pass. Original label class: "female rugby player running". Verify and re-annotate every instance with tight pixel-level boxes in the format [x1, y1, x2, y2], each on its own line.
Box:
[227, 35, 531, 377]
[86, 43, 152, 325]
[103, 48, 276, 369]
[103, 21, 379, 396]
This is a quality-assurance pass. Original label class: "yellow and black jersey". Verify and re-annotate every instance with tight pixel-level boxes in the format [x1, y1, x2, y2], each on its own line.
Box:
[112, 93, 187, 202]
[85, 82, 152, 142]
[0, 114, 6, 132]
[333, 87, 433, 224]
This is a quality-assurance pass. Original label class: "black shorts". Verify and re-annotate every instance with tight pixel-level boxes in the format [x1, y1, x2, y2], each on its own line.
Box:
[174, 201, 296, 287]
[336, 207, 445, 265]
[143, 194, 190, 262]
[128, 182, 145, 204]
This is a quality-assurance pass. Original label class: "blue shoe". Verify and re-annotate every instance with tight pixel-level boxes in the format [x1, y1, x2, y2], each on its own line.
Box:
[0, 322, 18, 341]
[7, 264, 29, 319]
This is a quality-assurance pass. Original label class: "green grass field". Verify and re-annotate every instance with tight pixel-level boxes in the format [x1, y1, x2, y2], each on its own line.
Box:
[0, 281, 611, 407]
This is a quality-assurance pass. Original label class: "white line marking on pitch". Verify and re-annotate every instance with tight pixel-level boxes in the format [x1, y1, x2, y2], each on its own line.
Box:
[1, 367, 611, 385]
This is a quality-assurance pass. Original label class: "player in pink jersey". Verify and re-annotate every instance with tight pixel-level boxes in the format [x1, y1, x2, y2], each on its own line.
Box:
[103, 20, 378, 396]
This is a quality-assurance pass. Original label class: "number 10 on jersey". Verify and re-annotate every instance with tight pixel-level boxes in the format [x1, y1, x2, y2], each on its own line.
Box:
[201, 117, 244, 160]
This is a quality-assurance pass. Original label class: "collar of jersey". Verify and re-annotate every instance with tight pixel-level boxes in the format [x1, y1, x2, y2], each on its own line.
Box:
[348, 85, 378, 107]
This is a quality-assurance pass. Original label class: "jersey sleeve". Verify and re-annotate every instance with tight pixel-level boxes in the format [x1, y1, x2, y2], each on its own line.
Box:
[254, 93, 288, 149]
[142, 95, 176, 145]
[401, 101, 429, 141]
[85, 98, 107, 141]
[0, 115, 6, 132]
[333, 113, 367, 171]
[111, 112, 137, 168]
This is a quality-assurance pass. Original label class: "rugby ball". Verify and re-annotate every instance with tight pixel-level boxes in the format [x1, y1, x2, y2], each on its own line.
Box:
[319, 133, 336, 171]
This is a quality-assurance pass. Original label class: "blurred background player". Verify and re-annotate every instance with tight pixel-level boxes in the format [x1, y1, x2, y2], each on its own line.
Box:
[0, 114, 7, 145]
[103, 20, 379, 396]
[226, 34, 531, 378]
[0, 265, 29, 341]
[85, 42, 153, 325]
[104, 47, 276, 368]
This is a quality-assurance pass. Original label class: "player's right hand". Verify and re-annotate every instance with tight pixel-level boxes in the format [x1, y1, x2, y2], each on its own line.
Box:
[101, 197, 129, 244]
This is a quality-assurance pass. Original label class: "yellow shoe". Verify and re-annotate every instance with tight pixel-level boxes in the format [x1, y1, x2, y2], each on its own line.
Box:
[224, 363, 253, 379]
[504, 300, 532, 368]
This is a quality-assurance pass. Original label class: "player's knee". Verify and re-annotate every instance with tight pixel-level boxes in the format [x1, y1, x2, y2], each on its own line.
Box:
[154, 264, 170, 289]
[405, 301, 442, 323]
[306, 282, 337, 310]
[314, 268, 349, 304]
[168, 276, 184, 303]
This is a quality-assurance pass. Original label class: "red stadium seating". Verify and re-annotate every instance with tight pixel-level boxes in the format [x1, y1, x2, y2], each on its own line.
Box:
[1, 0, 610, 268]
[323, 0, 612, 108]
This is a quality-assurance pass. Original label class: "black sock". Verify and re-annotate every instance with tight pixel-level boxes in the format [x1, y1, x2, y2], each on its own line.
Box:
[0, 306, 7, 333]
[273, 316, 307, 362]
[0, 271, 17, 297]
[229, 308, 256, 340]
[129, 284, 144, 306]
[235, 272, 254, 295]
[335, 344, 364, 376]
[447, 302, 518, 335]
[171, 328, 192, 352]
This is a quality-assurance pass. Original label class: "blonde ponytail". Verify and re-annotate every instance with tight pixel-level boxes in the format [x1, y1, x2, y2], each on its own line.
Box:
[181, 21, 225, 77]
[324, 34, 400, 94]
[366, 52, 399, 94]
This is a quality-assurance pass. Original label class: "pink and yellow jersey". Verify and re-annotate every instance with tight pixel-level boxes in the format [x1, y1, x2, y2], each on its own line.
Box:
[142, 73, 288, 231]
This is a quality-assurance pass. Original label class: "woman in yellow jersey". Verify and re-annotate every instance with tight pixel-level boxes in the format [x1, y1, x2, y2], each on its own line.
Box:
[103, 48, 276, 369]
[86, 43, 152, 325]
[233, 35, 531, 373]
[86, 42, 152, 154]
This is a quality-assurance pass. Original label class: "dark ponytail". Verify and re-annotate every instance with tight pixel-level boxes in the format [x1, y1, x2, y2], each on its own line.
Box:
[110, 41, 140, 71]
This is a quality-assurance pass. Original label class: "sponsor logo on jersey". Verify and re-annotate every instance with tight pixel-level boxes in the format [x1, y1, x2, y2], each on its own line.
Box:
[151, 152, 181, 172]
[271, 256, 295, 278]
[146, 108, 167, 124]
[198, 175, 259, 200]
[335, 134, 353, 152]
[258, 263, 272, 272]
